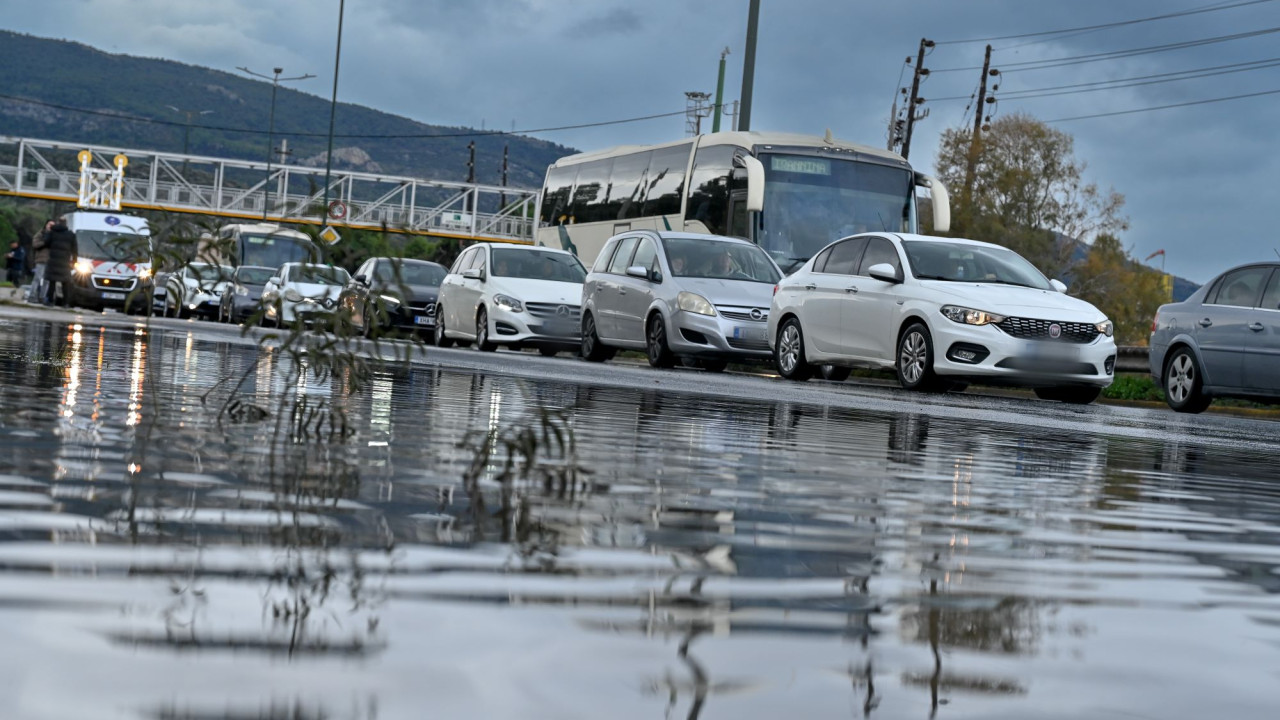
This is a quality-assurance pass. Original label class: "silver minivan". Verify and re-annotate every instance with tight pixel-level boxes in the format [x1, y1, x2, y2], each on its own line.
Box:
[580, 231, 782, 371]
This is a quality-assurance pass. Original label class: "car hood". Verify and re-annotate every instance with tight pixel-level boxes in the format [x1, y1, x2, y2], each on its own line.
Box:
[675, 277, 776, 308]
[489, 278, 584, 304]
[288, 282, 344, 301]
[377, 283, 439, 304]
[919, 281, 1107, 321]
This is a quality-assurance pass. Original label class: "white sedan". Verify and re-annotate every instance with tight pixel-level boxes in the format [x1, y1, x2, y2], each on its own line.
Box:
[434, 244, 586, 355]
[260, 262, 351, 326]
[769, 233, 1117, 404]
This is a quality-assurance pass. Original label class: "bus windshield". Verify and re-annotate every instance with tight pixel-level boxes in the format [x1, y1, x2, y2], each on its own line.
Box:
[75, 230, 149, 262]
[756, 154, 913, 270]
[240, 233, 313, 268]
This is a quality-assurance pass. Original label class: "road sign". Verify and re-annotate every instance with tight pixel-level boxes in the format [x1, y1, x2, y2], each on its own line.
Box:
[319, 225, 341, 245]
[328, 200, 348, 220]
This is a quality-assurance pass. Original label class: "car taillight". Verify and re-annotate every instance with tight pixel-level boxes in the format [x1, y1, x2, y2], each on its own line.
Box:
[772, 284, 779, 296]
[1151, 313, 1159, 334]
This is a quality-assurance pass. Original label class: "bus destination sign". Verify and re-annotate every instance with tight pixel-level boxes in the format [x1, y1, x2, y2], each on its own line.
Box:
[770, 156, 831, 176]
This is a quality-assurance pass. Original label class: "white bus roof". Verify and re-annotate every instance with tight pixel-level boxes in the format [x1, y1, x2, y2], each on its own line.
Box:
[551, 130, 907, 167]
[220, 222, 311, 239]
[64, 211, 150, 234]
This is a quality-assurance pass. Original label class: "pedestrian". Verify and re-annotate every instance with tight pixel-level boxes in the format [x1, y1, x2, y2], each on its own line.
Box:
[43, 217, 78, 307]
[27, 220, 53, 303]
[5, 241, 26, 288]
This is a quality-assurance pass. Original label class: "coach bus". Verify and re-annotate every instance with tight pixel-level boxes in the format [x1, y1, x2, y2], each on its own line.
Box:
[534, 131, 949, 272]
[197, 222, 317, 270]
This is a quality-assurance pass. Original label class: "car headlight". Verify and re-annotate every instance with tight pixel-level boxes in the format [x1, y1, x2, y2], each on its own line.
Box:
[493, 294, 524, 312]
[234, 286, 248, 296]
[940, 305, 1005, 326]
[138, 267, 152, 281]
[284, 289, 303, 302]
[1096, 319, 1114, 337]
[677, 291, 716, 316]
[74, 258, 94, 275]
[378, 294, 402, 309]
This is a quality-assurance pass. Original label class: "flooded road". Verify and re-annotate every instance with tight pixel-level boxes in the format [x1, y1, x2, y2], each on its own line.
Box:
[1, 316, 1278, 720]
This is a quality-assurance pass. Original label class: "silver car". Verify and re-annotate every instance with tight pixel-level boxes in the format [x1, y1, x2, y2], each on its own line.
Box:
[1150, 262, 1280, 412]
[580, 231, 783, 371]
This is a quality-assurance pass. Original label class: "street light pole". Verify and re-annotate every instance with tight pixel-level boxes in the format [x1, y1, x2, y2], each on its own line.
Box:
[322, 0, 346, 232]
[239, 66, 315, 220]
[165, 106, 213, 175]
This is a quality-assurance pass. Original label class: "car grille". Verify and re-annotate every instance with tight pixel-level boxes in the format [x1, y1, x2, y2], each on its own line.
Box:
[526, 302, 581, 323]
[92, 276, 138, 291]
[996, 316, 1100, 343]
[718, 306, 770, 322]
[408, 301, 437, 316]
[995, 358, 1099, 375]
[726, 336, 771, 351]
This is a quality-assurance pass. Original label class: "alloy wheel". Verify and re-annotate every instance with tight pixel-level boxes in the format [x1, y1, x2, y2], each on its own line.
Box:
[1168, 353, 1194, 404]
[899, 330, 928, 385]
[779, 324, 802, 374]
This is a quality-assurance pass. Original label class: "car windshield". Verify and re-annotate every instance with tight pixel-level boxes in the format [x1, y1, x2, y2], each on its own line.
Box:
[663, 237, 782, 283]
[190, 263, 233, 282]
[902, 240, 1052, 290]
[235, 267, 276, 285]
[76, 230, 149, 262]
[375, 261, 446, 287]
[491, 249, 586, 283]
[289, 264, 349, 285]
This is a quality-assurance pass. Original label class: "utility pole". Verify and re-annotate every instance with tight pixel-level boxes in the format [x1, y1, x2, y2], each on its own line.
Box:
[712, 46, 731, 133]
[165, 105, 213, 174]
[322, 0, 347, 231]
[239, 66, 315, 220]
[685, 91, 712, 137]
[900, 38, 934, 160]
[964, 44, 995, 207]
[738, 0, 761, 131]
[500, 143, 509, 209]
[465, 140, 476, 212]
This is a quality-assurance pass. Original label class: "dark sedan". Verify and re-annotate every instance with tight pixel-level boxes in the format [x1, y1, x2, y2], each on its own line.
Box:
[217, 265, 277, 324]
[1150, 261, 1280, 412]
[341, 257, 447, 338]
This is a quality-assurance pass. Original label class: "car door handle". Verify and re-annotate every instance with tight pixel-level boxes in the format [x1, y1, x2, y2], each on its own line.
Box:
[1199, 318, 1213, 328]
[803, 284, 816, 291]
[845, 286, 859, 294]
[1248, 322, 1265, 332]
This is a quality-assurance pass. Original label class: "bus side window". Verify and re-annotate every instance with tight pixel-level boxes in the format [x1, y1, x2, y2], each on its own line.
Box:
[685, 146, 736, 235]
[540, 165, 578, 226]
[568, 159, 612, 225]
[642, 144, 690, 218]
[604, 152, 652, 222]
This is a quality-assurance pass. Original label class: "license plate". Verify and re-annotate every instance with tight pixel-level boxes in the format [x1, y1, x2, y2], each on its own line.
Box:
[1023, 341, 1077, 360]
[100, 291, 127, 300]
[414, 315, 435, 326]
[733, 325, 766, 342]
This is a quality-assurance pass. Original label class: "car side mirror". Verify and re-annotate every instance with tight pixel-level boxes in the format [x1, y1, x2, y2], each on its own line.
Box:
[867, 263, 902, 284]
[462, 268, 482, 280]
[355, 274, 368, 286]
[650, 268, 663, 283]
[625, 265, 650, 280]
[1049, 279, 1068, 293]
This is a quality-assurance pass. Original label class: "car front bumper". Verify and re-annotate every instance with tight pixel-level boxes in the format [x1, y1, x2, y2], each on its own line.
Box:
[929, 320, 1117, 388]
[281, 298, 339, 323]
[666, 309, 773, 360]
[488, 305, 580, 347]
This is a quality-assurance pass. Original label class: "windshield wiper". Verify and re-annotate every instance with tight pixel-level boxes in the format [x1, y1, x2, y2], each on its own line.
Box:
[976, 278, 1040, 289]
[914, 274, 955, 281]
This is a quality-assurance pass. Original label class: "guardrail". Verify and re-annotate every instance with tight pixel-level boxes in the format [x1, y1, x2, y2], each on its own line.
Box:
[1116, 346, 1150, 374]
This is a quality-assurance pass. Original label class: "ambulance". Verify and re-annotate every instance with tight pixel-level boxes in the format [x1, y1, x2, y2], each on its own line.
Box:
[63, 210, 153, 312]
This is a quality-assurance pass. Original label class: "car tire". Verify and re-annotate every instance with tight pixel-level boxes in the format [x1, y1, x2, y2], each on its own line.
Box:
[896, 322, 946, 392]
[820, 365, 852, 382]
[580, 313, 612, 362]
[1034, 386, 1102, 405]
[775, 317, 813, 381]
[646, 314, 676, 369]
[475, 308, 496, 352]
[1163, 347, 1212, 413]
[434, 306, 454, 348]
[538, 347, 559, 357]
[700, 358, 729, 373]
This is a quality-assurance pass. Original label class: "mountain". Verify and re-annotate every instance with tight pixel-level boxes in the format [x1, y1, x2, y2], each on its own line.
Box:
[0, 30, 574, 188]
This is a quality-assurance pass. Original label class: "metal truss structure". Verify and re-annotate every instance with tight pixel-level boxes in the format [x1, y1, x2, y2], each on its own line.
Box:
[0, 136, 538, 244]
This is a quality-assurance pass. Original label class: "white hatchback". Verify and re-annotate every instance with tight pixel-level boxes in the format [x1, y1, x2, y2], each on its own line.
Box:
[769, 233, 1117, 403]
[434, 244, 587, 355]
[260, 262, 351, 326]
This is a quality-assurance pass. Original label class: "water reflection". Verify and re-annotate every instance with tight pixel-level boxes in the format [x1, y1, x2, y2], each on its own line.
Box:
[0, 318, 1277, 719]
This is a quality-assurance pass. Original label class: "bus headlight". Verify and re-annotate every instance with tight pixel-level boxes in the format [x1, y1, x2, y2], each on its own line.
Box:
[74, 258, 94, 275]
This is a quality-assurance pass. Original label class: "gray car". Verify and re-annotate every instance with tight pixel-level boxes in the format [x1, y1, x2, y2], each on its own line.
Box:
[580, 231, 782, 371]
[1150, 262, 1280, 412]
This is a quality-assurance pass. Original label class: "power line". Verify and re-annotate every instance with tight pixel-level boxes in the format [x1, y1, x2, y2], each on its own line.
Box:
[0, 92, 688, 140]
[930, 55, 1280, 102]
[1047, 87, 1280, 122]
[994, 0, 1258, 51]
[936, 0, 1276, 44]
[931, 25, 1280, 73]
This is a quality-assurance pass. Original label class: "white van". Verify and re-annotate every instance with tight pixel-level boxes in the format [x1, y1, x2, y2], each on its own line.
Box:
[63, 211, 153, 312]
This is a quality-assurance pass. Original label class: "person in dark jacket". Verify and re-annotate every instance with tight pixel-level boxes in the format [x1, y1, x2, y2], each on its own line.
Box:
[5, 242, 25, 286]
[27, 220, 53, 303]
[43, 218, 78, 307]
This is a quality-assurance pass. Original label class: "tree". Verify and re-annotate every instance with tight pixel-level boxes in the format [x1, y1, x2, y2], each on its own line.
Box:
[1071, 234, 1169, 345]
[935, 113, 1129, 279]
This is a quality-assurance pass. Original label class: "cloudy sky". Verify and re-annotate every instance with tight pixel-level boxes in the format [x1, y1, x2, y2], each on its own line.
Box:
[6, 0, 1279, 282]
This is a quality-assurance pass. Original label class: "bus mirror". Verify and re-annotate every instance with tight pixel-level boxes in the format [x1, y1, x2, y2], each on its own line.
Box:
[739, 155, 765, 213]
[916, 173, 950, 233]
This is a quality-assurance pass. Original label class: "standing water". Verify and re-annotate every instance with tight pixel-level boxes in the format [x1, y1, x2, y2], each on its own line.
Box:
[0, 319, 1277, 719]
